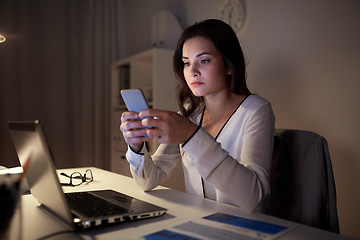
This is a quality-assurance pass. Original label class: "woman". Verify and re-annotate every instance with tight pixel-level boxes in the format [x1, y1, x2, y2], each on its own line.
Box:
[120, 19, 275, 213]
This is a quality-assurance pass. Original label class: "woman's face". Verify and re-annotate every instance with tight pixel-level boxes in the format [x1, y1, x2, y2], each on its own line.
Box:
[182, 36, 230, 98]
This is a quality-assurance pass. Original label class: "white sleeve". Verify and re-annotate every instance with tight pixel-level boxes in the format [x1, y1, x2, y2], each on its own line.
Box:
[182, 102, 275, 212]
[126, 143, 181, 191]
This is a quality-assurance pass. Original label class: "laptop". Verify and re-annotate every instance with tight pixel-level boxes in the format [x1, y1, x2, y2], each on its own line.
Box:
[8, 120, 167, 230]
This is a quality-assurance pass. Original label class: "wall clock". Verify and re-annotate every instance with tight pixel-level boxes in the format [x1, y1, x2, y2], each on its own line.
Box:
[218, 0, 246, 35]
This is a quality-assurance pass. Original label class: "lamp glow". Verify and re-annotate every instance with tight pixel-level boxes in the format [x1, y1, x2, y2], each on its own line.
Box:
[0, 34, 6, 43]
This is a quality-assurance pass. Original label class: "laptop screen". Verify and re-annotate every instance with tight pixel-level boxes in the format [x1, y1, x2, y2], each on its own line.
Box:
[8, 120, 74, 225]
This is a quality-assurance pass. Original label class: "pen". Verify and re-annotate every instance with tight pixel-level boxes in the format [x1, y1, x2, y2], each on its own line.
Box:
[18, 154, 31, 185]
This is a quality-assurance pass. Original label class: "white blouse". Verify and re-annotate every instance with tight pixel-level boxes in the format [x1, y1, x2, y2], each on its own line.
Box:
[125, 95, 275, 213]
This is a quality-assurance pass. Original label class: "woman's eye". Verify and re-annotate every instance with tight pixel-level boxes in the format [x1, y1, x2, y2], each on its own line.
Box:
[183, 62, 190, 67]
[200, 59, 210, 64]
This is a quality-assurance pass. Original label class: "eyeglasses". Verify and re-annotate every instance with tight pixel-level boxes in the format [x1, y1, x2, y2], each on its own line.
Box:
[60, 169, 93, 186]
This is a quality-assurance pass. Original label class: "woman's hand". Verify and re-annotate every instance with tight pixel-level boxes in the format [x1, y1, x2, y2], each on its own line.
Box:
[139, 109, 198, 144]
[120, 111, 154, 152]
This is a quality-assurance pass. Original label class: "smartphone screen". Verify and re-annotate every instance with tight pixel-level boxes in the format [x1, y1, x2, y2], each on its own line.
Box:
[120, 89, 149, 113]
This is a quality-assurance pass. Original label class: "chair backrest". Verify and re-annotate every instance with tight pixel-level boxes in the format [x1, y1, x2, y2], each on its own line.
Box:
[270, 129, 339, 233]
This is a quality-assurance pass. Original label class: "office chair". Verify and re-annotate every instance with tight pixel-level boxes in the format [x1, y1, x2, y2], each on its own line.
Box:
[270, 129, 340, 233]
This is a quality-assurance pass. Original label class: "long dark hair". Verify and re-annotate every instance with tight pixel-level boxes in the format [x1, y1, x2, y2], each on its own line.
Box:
[173, 19, 251, 117]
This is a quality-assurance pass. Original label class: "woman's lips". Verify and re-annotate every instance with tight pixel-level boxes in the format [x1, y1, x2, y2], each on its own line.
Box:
[191, 81, 204, 87]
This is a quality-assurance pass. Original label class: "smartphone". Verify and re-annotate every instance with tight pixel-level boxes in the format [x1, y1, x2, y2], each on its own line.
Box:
[120, 89, 149, 114]
[121, 89, 151, 134]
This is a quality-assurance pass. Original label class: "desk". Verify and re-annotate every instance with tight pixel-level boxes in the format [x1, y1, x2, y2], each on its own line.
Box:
[20, 167, 351, 240]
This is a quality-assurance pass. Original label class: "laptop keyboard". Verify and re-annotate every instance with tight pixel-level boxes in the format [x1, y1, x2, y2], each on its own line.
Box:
[65, 191, 130, 218]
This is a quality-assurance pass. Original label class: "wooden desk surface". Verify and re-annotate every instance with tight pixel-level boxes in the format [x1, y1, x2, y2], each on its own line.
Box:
[19, 167, 352, 240]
